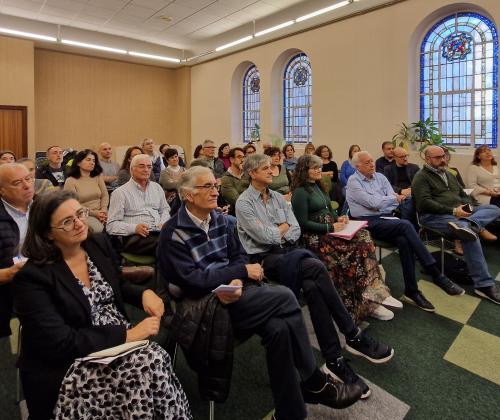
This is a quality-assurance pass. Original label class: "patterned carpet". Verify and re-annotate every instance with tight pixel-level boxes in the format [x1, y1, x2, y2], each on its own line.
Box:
[1, 244, 499, 419]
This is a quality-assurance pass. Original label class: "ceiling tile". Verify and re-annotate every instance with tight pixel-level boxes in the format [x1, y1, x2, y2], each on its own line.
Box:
[121, 4, 156, 19]
[87, 0, 126, 11]
[132, 0, 172, 10]
[77, 13, 110, 25]
[176, 0, 217, 9]
[44, 0, 85, 12]
[81, 4, 117, 19]
[109, 13, 144, 25]
[40, 5, 78, 19]
[2, 0, 43, 12]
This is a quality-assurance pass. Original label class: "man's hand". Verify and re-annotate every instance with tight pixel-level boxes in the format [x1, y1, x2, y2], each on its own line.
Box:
[278, 222, 289, 237]
[0, 261, 26, 285]
[215, 279, 243, 304]
[142, 289, 165, 318]
[246, 263, 264, 281]
[401, 187, 412, 197]
[96, 210, 107, 223]
[454, 206, 472, 218]
[135, 223, 150, 237]
[395, 194, 406, 203]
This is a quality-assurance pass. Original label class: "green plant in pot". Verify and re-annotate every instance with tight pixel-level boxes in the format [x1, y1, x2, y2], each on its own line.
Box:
[392, 122, 417, 149]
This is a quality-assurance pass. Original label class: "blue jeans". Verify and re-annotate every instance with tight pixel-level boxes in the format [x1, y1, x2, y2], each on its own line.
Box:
[419, 204, 500, 288]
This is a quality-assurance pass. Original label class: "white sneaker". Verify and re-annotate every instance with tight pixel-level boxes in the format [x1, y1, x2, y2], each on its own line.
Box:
[370, 305, 394, 321]
[382, 295, 403, 309]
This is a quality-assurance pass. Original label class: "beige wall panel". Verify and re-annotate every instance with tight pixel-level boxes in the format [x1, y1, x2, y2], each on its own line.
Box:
[0, 36, 35, 155]
[190, 0, 500, 176]
[35, 49, 177, 152]
[172, 66, 191, 160]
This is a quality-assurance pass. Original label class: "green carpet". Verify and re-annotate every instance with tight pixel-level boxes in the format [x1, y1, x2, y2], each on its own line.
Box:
[1, 245, 499, 419]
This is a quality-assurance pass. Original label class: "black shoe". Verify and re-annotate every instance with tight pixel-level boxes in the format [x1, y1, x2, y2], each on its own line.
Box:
[475, 286, 500, 304]
[302, 374, 362, 409]
[447, 222, 477, 241]
[434, 275, 465, 296]
[326, 357, 371, 399]
[402, 291, 435, 312]
[345, 330, 394, 364]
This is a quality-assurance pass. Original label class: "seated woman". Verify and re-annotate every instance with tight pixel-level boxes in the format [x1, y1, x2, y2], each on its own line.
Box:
[303, 143, 316, 156]
[218, 142, 231, 170]
[264, 146, 291, 199]
[282, 143, 298, 172]
[159, 148, 186, 214]
[13, 190, 191, 420]
[340, 144, 360, 192]
[116, 146, 155, 187]
[64, 149, 109, 233]
[243, 143, 256, 157]
[291, 155, 399, 323]
[467, 145, 500, 207]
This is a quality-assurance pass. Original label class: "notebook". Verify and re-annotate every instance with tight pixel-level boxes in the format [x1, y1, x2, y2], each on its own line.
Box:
[77, 340, 149, 365]
[328, 220, 368, 240]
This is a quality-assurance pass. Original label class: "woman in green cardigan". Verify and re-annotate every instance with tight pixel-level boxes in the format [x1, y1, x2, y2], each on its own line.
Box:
[291, 154, 396, 323]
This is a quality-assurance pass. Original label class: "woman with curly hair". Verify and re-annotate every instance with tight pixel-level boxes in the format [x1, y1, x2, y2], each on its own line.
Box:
[291, 154, 399, 323]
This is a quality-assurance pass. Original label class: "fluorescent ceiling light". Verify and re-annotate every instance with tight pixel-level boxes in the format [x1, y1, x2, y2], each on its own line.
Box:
[61, 39, 127, 54]
[0, 27, 56, 42]
[296, 0, 351, 22]
[255, 20, 295, 37]
[129, 51, 180, 63]
[215, 35, 253, 52]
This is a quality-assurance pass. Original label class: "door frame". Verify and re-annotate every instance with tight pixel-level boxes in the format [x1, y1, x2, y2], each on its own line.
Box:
[0, 105, 28, 157]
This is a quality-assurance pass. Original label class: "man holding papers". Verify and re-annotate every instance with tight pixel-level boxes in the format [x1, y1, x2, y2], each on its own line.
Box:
[346, 151, 464, 312]
[236, 154, 394, 402]
[158, 166, 363, 420]
[291, 154, 396, 323]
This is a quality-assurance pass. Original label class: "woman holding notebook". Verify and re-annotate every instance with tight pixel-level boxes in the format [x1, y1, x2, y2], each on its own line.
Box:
[13, 190, 191, 420]
[291, 155, 399, 323]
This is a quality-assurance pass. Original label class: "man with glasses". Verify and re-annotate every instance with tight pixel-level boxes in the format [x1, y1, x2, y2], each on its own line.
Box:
[36, 145, 66, 187]
[383, 146, 420, 228]
[346, 151, 465, 312]
[220, 147, 249, 213]
[107, 154, 170, 255]
[0, 163, 34, 337]
[158, 166, 362, 420]
[412, 145, 500, 305]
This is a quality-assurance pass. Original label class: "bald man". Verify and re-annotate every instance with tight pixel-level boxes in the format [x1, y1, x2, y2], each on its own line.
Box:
[97, 142, 119, 187]
[0, 163, 34, 337]
[346, 151, 465, 313]
[412, 145, 500, 305]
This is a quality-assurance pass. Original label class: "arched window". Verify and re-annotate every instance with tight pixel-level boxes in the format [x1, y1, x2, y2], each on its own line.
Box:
[420, 12, 498, 147]
[242, 65, 261, 143]
[283, 53, 312, 143]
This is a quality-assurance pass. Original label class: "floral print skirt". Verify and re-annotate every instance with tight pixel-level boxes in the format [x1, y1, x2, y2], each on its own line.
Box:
[303, 216, 390, 323]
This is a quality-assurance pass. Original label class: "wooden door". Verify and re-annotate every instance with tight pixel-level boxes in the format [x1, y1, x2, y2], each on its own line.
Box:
[0, 105, 27, 159]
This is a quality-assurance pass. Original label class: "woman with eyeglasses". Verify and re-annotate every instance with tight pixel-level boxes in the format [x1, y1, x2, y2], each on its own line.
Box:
[0, 150, 16, 164]
[291, 155, 397, 324]
[13, 190, 192, 420]
[63, 149, 109, 233]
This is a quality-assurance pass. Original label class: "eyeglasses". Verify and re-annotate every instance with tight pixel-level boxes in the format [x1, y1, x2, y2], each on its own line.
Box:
[430, 154, 446, 160]
[395, 155, 409, 159]
[51, 208, 89, 232]
[133, 164, 152, 169]
[309, 166, 322, 171]
[194, 183, 218, 191]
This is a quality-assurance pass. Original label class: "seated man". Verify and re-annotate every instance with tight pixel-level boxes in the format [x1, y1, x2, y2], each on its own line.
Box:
[107, 154, 170, 255]
[346, 151, 465, 312]
[236, 154, 394, 400]
[383, 147, 420, 228]
[220, 147, 249, 213]
[0, 163, 34, 337]
[36, 145, 66, 187]
[97, 142, 120, 189]
[412, 146, 500, 304]
[375, 141, 394, 173]
[157, 166, 362, 420]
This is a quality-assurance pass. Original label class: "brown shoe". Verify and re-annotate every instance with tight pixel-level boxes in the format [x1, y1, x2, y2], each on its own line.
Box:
[122, 265, 154, 284]
[479, 229, 497, 242]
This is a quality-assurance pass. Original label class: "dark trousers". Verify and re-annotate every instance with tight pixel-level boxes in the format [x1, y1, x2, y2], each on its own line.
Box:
[229, 284, 316, 420]
[259, 254, 358, 363]
[365, 216, 436, 294]
[121, 233, 160, 255]
[0, 283, 12, 338]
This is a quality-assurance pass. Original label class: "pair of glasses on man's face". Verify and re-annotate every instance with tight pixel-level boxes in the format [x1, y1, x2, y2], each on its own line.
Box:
[194, 183, 219, 191]
[51, 208, 90, 232]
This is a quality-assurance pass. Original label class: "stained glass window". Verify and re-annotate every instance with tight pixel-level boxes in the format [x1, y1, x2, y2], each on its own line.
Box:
[420, 12, 498, 147]
[243, 65, 261, 143]
[283, 53, 312, 143]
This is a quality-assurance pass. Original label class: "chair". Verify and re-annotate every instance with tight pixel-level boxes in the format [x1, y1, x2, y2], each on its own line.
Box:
[373, 239, 398, 264]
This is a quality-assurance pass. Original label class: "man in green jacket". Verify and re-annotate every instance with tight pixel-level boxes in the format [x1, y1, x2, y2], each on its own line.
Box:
[220, 147, 249, 213]
[412, 145, 500, 305]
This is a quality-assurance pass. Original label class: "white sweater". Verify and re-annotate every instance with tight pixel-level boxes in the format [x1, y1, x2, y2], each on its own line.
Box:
[466, 164, 500, 205]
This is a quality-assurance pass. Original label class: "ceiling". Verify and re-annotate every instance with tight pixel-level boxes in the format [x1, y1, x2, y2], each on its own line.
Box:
[0, 0, 395, 66]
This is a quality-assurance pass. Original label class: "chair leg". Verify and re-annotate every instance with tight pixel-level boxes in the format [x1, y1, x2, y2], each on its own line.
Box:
[16, 324, 22, 403]
[378, 246, 382, 264]
[440, 236, 445, 275]
[209, 400, 215, 420]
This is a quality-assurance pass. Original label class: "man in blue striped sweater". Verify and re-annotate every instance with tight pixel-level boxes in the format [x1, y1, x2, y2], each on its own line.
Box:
[157, 166, 361, 420]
